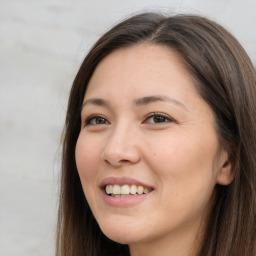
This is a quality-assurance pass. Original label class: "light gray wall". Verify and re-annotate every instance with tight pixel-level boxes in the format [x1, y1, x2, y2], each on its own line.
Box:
[0, 1, 255, 255]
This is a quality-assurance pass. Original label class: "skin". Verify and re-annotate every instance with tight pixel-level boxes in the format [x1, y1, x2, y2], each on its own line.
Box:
[75, 44, 233, 256]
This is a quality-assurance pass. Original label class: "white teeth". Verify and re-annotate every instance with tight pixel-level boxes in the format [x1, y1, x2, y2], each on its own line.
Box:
[105, 184, 152, 196]
[106, 185, 113, 194]
[137, 186, 144, 195]
[113, 184, 121, 194]
[120, 185, 130, 194]
[130, 185, 137, 194]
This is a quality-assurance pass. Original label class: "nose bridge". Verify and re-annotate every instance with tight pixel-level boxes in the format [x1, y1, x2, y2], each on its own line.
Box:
[102, 119, 140, 166]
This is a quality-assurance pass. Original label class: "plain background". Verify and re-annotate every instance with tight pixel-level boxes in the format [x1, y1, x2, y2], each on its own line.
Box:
[0, 0, 255, 255]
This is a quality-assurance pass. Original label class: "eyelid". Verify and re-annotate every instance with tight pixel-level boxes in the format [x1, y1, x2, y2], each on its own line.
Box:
[143, 112, 175, 124]
[83, 114, 110, 126]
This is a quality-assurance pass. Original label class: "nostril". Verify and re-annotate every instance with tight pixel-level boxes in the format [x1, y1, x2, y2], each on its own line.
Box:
[103, 153, 138, 167]
[119, 159, 130, 164]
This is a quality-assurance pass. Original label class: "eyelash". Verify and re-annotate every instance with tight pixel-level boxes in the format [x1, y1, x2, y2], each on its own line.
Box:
[144, 112, 174, 124]
[83, 112, 174, 126]
[84, 114, 109, 126]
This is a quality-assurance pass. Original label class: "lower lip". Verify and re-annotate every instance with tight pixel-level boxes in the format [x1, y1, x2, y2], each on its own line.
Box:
[101, 189, 152, 207]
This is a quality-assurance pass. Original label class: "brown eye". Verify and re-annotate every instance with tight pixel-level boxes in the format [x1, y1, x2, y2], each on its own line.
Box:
[85, 115, 110, 126]
[152, 116, 167, 123]
[144, 113, 173, 124]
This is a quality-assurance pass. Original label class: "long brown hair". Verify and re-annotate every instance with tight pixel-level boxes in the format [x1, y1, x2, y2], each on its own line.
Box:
[56, 12, 256, 256]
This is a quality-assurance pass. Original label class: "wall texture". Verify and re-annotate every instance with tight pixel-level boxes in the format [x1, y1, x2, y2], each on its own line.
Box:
[0, 0, 255, 255]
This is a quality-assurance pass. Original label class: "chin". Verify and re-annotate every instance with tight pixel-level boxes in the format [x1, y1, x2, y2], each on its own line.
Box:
[98, 220, 145, 244]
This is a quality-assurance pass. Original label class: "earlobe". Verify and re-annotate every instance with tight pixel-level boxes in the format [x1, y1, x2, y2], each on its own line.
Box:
[216, 152, 234, 186]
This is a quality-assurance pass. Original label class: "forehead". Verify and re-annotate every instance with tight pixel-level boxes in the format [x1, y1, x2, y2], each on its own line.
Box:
[85, 43, 197, 99]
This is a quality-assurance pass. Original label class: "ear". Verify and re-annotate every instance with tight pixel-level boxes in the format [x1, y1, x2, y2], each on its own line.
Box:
[216, 150, 234, 186]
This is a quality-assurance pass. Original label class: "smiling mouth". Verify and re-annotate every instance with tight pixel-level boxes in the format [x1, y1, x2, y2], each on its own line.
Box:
[105, 184, 153, 197]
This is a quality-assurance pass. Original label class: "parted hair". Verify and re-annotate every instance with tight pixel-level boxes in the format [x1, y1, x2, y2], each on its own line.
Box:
[56, 12, 256, 256]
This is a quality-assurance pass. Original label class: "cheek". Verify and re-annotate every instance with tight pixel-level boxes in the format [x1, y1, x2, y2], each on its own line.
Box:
[144, 132, 219, 199]
[144, 141, 217, 230]
[75, 134, 101, 181]
[75, 134, 103, 210]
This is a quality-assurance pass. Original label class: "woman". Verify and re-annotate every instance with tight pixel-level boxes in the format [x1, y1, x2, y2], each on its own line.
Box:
[56, 12, 256, 256]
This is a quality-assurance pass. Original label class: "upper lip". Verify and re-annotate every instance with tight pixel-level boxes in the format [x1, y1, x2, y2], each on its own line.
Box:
[99, 176, 154, 189]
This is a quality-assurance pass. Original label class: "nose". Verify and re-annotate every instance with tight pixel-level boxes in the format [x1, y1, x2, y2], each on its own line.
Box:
[101, 124, 141, 168]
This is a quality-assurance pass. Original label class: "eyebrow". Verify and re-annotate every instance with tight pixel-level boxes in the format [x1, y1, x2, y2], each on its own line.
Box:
[134, 95, 187, 110]
[82, 98, 110, 107]
[82, 95, 187, 111]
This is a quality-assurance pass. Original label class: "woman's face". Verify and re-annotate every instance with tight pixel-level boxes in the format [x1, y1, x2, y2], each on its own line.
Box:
[75, 44, 231, 250]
